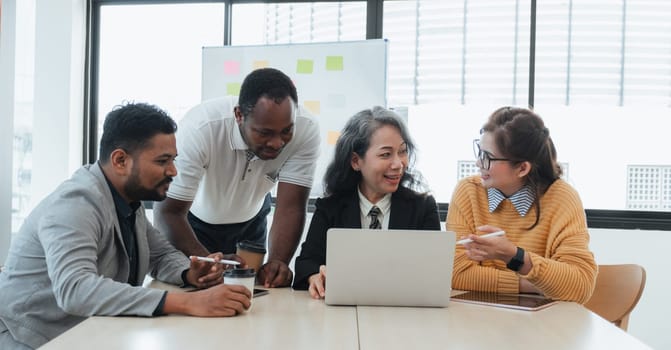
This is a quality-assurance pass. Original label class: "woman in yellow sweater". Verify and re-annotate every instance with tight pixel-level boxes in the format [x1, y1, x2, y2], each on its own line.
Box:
[447, 107, 597, 303]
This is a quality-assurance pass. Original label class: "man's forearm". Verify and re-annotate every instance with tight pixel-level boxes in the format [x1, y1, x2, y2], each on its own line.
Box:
[267, 182, 310, 264]
[268, 229, 301, 263]
[164, 217, 209, 256]
[162, 292, 188, 315]
[268, 212, 304, 263]
[154, 203, 209, 256]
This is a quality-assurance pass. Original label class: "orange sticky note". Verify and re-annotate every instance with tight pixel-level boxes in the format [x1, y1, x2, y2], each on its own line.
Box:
[327, 131, 341, 145]
[253, 60, 269, 69]
[303, 100, 320, 115]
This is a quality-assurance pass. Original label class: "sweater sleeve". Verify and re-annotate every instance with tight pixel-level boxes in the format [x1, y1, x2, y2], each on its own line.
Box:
[446, 179, 520, 295]
[521, 184, 597, 303]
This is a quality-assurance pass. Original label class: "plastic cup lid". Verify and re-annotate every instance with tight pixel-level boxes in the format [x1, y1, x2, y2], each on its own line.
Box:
[224, 268, 256, 278]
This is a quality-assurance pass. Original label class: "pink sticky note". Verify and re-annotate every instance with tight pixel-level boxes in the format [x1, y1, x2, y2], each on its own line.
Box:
[224, 61, 240, 75]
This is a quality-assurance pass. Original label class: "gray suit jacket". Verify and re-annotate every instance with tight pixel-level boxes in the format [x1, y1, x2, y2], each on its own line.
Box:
[0, 164, 189, 348]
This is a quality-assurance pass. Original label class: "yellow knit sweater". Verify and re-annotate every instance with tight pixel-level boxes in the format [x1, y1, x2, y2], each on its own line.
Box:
[447, 176, 597, 303]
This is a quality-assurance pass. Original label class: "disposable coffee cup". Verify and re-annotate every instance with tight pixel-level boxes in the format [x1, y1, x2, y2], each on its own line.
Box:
[223, 268, 256, 310]
[236, 241, 267, 275]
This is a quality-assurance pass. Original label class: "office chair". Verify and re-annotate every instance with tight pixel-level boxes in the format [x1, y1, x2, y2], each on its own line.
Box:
[584, 264, 646, 331]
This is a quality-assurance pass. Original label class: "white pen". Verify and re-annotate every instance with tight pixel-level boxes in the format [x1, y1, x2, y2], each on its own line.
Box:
[457, 230, 506, 245]
[190, 256, 241, 265]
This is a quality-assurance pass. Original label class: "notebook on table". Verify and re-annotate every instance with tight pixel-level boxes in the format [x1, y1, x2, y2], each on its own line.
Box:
[325, 228, 456, 307]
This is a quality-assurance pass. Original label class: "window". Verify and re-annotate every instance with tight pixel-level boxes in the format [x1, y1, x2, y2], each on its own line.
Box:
[232, 2, 366, 45]
[90, 0, 671, 213]
[383, 0, 532, 203]
[97, 3, 226, 132]
[12, 0, 36, 233]
[97, 1, 366, 147]
[534, 0, 671, 211]
[383, 0, 670, 212]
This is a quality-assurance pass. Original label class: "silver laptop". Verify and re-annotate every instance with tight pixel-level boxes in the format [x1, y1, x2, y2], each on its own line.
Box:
[325, 228, 456, 307]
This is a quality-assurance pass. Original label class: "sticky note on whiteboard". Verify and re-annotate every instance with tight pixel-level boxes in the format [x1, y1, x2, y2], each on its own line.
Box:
[327, 131, 341, 145]
[224, 61, 240, 75]
[296, 59, 314, 74]
[226, 82, 241, 96]
[325, 56, 344, 71]
[253, 60, 269, 69]
[303, 100, 321, 115]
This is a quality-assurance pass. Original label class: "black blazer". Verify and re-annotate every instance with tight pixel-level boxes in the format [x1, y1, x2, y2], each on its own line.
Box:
[292, 186, 441, 290]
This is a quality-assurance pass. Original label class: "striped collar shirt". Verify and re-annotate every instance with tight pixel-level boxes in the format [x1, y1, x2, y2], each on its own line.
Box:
[487, 185, 535, 217]
[358, 190, 392, 229]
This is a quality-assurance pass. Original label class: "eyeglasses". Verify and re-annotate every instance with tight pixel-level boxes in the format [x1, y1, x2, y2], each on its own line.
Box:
[473, 139, 511, 170]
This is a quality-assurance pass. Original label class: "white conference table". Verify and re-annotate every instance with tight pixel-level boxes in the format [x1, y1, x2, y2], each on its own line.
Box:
[40, 281, 651, 350]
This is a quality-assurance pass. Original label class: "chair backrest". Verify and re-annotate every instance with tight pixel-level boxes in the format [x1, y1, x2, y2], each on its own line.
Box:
[584, 264, 646, 331]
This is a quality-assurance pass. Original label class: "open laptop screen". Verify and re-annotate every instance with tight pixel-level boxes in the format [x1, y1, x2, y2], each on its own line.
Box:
[325, 228, 456, 307]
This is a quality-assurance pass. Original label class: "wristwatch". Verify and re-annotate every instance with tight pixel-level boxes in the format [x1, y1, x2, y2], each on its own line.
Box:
[506, 247, 525, 272]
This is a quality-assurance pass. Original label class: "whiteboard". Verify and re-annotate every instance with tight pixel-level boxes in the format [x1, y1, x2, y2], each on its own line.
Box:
[201, 39, 388, 197]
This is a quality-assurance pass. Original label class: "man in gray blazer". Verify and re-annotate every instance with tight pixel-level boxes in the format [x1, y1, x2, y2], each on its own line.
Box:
[0, 103, 251, 349]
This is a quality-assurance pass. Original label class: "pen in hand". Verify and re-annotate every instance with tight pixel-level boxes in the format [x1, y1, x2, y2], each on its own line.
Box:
[190, 256, 241, 266]
[457, 230, 506, 245]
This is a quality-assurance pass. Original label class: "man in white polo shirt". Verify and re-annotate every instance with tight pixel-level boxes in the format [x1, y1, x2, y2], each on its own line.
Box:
[154, 68, 320, 288]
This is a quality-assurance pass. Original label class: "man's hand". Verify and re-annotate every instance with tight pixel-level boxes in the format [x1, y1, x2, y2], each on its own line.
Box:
[257, 259, 293, 288]
[165, 284, 251, 317]
[185, 252, 246, 289]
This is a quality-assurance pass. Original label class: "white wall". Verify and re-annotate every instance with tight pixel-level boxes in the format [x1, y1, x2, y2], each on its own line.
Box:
[589, 228, 669, 350]
[30, 0, 85, 208]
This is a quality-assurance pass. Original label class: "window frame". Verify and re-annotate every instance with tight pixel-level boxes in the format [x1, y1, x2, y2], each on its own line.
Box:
[86, 0, 671, 230]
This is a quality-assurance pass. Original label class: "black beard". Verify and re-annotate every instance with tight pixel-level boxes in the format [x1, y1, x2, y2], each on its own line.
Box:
[124, 176, 171, 202]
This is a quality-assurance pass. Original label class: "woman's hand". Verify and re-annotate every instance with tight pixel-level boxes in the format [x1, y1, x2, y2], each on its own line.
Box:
[519, 278, 543, 294]
[307, 265, 327, 299]
[463, 225, 533, 275]
[462, 225, 517, 262]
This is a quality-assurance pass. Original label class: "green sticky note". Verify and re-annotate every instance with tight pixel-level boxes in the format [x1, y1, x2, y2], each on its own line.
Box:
[326, 56, 344, 71]
[296, 59, 314, 74]
[226, 82, 241, 96]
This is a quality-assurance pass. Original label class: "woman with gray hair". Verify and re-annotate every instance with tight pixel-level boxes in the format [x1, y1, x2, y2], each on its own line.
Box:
[292, 106, 440, 298]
